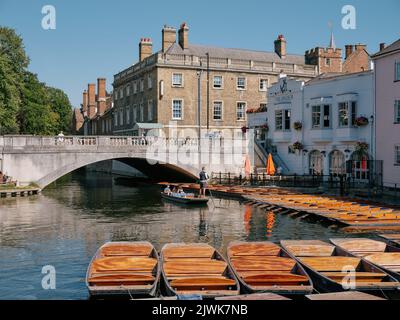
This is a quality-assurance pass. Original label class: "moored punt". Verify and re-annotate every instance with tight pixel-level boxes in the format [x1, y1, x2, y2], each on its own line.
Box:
[86, 242, 160, 298]
[306, 291, 385, 300]
[379, 234, 400, 247]
[215, 293, 291, 300]
[227, 242, 313, 296]
[280, 240, 400, 296]
[161, 193, 209, 205]
[161, 243, 240, 299]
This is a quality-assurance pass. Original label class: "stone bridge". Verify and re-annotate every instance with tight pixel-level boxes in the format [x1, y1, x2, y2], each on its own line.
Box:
[0, 135, 250, 189]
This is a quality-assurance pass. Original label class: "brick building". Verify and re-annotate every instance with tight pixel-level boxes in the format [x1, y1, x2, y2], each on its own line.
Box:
[80, 78, 113, 135]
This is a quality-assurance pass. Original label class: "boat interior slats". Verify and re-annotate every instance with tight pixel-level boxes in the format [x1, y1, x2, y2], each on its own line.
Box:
[170, 277, 236, 290]
[100, 244, 153, 257]
[331, 239, 388, 253]
[364, 253, 400, 269]
[91, 257, 157, 273]
[281, 240, 335, 257]
[299, 257, 361, 271]
[230, 257, 296, 272]
[164, 260, 227, 275]
[162, 247, 215, 259]
[229, 243, 281, 257]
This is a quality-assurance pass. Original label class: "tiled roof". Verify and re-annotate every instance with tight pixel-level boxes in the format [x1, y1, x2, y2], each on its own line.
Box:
[371, 39, 400, 58]
[165, 43, 307, 65]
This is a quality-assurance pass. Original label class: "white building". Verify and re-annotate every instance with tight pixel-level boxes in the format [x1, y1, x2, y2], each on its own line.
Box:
[249, 71, 375, 180]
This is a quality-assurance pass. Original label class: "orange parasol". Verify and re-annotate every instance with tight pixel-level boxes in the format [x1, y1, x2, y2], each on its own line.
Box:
[266, 154, 276, 175]
[244, 154, 251, 177]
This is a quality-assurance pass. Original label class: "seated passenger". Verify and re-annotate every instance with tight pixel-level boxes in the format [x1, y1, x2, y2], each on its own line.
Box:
[164, 185, 171, 195]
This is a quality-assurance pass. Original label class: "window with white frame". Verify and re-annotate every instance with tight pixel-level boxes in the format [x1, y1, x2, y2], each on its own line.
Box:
[148, 75, 153, 89]
[236, 102, 246, 121]
[338, 101, 357, 127]
[395, 100, 400, 124]
[119, 109, 123, 125]
[133, 105, 137, 122]
[133, 81, 138, 94]
[172, 99, 183, 120]
[126, 106, 130, 124]
[148, 100, 153, 121]
[237, 77, 246, 90]
[396, 145, 400, 165]
[275, 109, 291, 131]
[213, 101, 223, 120]
[213, 76, 223, 89]
[139, 103, 144, 122]
[140, 79, 144, 92]
[172, 73, 183, 87]
[312, 105, 331, 128]
[396, 61, 400, 81]
[259, 79, 268, 91]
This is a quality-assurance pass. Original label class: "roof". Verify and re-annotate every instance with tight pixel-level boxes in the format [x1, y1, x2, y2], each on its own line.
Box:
[133, 123, 164, 130]
[165, 43, 307, 65]
[371, 39, 400, 59]
[305, 70, 372, 86]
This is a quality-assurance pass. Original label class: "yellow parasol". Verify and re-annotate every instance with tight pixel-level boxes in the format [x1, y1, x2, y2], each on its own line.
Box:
[266, 154, 276, 175]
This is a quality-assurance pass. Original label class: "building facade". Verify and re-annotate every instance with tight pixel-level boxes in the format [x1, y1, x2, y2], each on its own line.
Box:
[249, 71, 374, 179]
[112, 24, 346, 137]
[372, 39, 400, 187]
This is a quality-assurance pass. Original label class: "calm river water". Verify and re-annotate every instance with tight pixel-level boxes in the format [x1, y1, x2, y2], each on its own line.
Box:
[0, 171, 372, 300]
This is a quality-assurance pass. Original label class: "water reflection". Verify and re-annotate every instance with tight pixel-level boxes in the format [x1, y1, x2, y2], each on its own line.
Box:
[0, 171, 370, 299]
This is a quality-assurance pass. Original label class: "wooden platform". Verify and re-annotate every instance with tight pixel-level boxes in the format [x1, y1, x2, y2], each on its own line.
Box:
[0, 187, 40, 198]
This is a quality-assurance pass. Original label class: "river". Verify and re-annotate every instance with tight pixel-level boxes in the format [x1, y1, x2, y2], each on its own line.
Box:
[0, 171, 369, 299]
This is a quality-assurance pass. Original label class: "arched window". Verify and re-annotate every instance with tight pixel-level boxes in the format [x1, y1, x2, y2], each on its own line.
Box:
[309, 150, 324, 175]
[329, 150, 345, 175]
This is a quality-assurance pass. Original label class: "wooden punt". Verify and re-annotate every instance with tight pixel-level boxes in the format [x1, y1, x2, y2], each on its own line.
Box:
[161, 193, 209, 205]
[331, 238, 400, 281]
[280, 240, 400, 296]
[379, 234, 400, 247]
[227, 242, 313, 296]
[306, 291, 385, 300]
[86, 241, 160, 298]
[215, 293, 291, 300]
[160, 243, 240, 298]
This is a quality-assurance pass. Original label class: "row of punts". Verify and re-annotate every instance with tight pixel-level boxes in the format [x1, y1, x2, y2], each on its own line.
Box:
[158, 183, 400, 231]
[86, 237, 400, 300]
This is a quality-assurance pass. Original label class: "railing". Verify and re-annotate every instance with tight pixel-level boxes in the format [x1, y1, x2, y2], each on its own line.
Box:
[0, 135, 248, 152]
[254, 138, 290, 173]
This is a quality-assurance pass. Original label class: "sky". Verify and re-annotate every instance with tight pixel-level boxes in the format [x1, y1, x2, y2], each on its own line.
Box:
[0, 0, 399, 107]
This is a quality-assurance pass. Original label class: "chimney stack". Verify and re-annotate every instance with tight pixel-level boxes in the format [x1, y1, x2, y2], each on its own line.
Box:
[178, 22, 189, 49]
[87, 83, 96, 119]
[162, 25, 176, 53]
[97, 78, 106, 116]
[82, 90, 88, 114]
[274, 35, 286, 59]
[355, 44, 366, 52]
[345, 45, 354, 59]
[139, 38, 153, 62]
[380, 43, 386, 51]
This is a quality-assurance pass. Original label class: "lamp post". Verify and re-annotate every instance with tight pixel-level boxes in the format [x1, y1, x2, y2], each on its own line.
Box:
[197, 70, 203, 151]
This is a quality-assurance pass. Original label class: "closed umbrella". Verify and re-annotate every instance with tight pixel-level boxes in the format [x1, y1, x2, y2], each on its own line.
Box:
[244, 154, 251, 177]
[266, 154, 276, 175]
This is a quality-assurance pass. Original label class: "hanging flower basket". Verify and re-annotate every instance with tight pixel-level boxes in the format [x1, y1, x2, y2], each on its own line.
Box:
[355, 116, 369, 127]
[355, 141, 369, 153]
[241, 126, 249, 133]
[246, 108, 255, 114]
[293, 121, 303, 131]
[292, 141, 304, 151]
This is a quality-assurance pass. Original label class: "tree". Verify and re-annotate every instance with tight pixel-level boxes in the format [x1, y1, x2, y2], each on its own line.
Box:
[19, 72, 59, 135]
[0, 26, 73, 135]
[0, 27, 29, 134]
[46, 86, 73, 133]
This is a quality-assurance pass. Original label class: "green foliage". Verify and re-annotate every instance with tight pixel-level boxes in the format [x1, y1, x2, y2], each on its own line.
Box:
[0, 26, 72, 135]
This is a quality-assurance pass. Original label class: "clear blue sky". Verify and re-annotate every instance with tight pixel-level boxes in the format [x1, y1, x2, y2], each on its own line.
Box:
[1, 0, 399, 107]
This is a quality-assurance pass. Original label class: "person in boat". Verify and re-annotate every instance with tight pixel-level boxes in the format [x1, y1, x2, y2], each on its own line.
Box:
[199, 167, 209, 198]
[177, 185, 186, 197]
[164, 185, 171, 195]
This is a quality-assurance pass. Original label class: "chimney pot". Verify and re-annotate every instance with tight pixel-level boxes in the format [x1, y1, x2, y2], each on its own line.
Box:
[139, 37, 153, 61]
[274, 34, 286, 59]
[178, 22, 189, 49]
[380, 43, 386, 51]
[162, 25, 176, 52]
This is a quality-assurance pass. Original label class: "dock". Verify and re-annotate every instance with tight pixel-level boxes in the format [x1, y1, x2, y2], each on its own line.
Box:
[0, 187, 41, 198]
